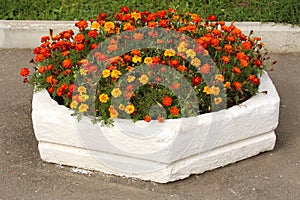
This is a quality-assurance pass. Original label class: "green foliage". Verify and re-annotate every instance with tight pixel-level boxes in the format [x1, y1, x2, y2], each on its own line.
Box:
[1, 0, 300, 25]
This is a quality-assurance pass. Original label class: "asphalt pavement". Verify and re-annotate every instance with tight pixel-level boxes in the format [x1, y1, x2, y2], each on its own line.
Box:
[0, 49, 299, 200]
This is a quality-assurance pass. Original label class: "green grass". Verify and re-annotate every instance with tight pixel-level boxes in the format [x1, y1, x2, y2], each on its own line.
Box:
[1, 0, 300, 25]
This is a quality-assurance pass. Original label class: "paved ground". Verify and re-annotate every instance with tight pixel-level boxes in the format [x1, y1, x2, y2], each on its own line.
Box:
[0, 49, 299, 200]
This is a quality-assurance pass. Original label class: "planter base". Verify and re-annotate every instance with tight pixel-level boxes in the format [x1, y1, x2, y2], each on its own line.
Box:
[32, 72, 279, 183]
[38, 131, 275, 183]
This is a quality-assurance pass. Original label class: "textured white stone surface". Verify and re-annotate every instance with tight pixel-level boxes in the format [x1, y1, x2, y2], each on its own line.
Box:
[1, 20, 299, 52]
[32, 71, 279, 183]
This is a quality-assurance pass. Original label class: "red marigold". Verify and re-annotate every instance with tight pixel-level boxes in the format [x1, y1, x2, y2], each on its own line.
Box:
[62, 59, 72, 68]
[170, 106, 180, 116]
[88, 30, 98, 38]
[222, 56, 230, 64]
[120, 6, 130, 13]
[233, 82, 242, 91]
[170, 59, 179, 67]
[200, 64, 211, 74]
[38, 65, 47, 74]
[242, 41, 252, 50]
[248, 75, 260, 85]
[232, 67, 241, 74]
[207, 14, 217, 21]
[254, 59, 262, 67]
[143, 115, 151, 122]
[192, 76, 202, 86]
[75, 20, 88, 31]
[162, 96, 172, 107]
[20, 68, 30, 77]
[74, 34, 85, 44]
[47, 64, 54, 71]
[75, 43, 85, 51]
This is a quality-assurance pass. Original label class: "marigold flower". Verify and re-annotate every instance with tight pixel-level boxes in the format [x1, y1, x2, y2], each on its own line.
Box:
[233, 82, 242, 91]
[232, 67, 241, 74]
[200, 63, 211, 74]
[162, 96, 172, 106]
[131, 11, 141, 21]
[111, 88, 122, 98]
[210, 86, 220, 96]
[99, 93, 109, 103]
[214, 97, 222, 105]
[118, 104, 125, 111]
[222, 56, 230, 64]
[144, 57, 153, 65]
[70, 100, 78, 109]
[20, 68, 30, 77]
[91, 21, 101, 30]
[248, 75, 260, 85]
[164, 49, 175, 57]
[203, 86, 211, 94]
[144, 115, 151, 122]
[170, 106, 180, 116]
[186, 49, 196, 58]
[125, 104, 135, 114]
[79, 94, 89, 102]
[78, 103, 89, 113]
[62, 59, 72, 69]
[215, 74, 224, 82]
[74, 34, 85, 43]
[109, 105, 119, 118]
[240, 59, 248, 67]
[127, 75, 135, 83]
[242, 41, 252, 50]
[77, 86, 87, 94]
[133, 33, 144, 41]
[139, 74, 149, 84]
[46, 75, 54, 84]
[132, 55, 142, 63]
[102, 69, 111, 78]
[111, 70, 122, 79]
[104, 22, 115, 32]
[88, 30, 98, 38]
[192, 76, 202, 86]
[191, 58, 201, 67]
[75, 20, 88, 31]
[177, 65, 187, 72]
[224, 82, 231, 88]
[37, 66, 46, 74]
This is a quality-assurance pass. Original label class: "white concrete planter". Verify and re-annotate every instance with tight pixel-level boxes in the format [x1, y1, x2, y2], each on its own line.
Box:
[32, 71, 279, 183]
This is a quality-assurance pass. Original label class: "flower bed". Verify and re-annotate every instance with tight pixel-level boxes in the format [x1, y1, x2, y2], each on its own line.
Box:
[21, 7, 279, 182]
[32, 71, 279, 183]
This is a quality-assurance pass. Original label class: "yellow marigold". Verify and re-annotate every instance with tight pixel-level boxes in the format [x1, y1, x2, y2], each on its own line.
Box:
[80, 68, 88, 76]
[111, 69, 122, 79]
[191, 58, 201, 67]
[78, 103, 89, 113]
[99, 93, 109, 103]
[144, 57, 153, 65]
[186, 49, 196, 58]
[91, 21, 101, 30]
[132, 55, 142, 63]
[102, 69, 111, 78]
[70, 100, 78, 109]
[210, 86, 220, 96]
[125, 104, 135, 114]
[164, 49, 176, 57]
[111, 88, 122, 98]
[224, 81, 231, 88]
[109, 105, 118, 118]
[215, 74, 224, 82]
[139, 74, 149, 84]
[79, 94, 89, 102]
[131, 11, 141, 21]
[177, 42, 188, 52]
[118, 104, 125, 111]
[77, 86, 87, 94]
[127, 75, 135, 83]
[203, 86, 211, 94]
[123, 22, 132, 30]
[104, 22, 115, 32]
[214, 97, 222, 105]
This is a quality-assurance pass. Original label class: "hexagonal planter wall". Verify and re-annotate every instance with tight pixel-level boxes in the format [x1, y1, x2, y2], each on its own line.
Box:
[32, 71, 279, 183]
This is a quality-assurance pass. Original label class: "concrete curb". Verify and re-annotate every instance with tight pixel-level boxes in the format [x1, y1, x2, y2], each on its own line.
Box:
[0, 20, 299, 52]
